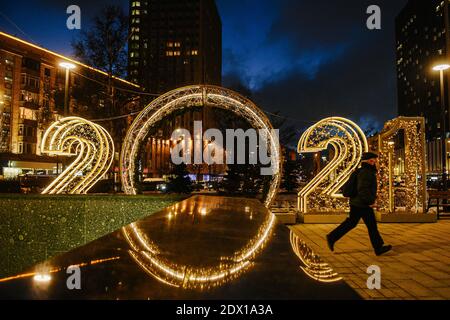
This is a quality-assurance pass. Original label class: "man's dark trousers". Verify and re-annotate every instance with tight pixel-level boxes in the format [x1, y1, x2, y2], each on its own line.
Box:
[328, 205, 384, 250]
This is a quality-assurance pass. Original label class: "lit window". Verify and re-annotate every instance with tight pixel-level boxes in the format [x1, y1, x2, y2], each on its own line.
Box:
[191, 50, 198, 56]
[19, 107, 37, 120]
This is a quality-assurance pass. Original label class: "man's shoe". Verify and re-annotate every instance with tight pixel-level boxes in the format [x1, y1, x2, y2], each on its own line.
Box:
[326, 235, 334, 252]
[375, 245, 392, 256]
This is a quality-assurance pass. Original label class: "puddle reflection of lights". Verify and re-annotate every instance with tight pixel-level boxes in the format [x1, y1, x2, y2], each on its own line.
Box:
[122, 211, 275, 290]
[290, 231, 342, 283]
[33, 274, 52, 283]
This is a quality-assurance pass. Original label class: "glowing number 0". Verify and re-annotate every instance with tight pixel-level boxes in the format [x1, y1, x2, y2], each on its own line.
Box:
[41, 117, 114, 194]
[297, 117, 368, 213]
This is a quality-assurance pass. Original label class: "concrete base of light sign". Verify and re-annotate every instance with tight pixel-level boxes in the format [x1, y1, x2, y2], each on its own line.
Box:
[273, 212, 297, 224]
[375, 212, 437, 223]
[297, 212, 364, 224]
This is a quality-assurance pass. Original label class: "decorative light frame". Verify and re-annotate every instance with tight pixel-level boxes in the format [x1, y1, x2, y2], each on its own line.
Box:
[120, 85, 281, 208]
[297, 117, 368, 213]
[41, 117, 114, 194]
[376, 116, 426, 214]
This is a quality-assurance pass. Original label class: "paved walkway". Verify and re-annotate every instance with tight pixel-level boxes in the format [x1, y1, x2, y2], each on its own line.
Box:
[290, 219, 450, 300]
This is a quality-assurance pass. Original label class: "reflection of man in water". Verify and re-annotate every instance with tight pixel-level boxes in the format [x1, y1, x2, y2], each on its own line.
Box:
[326, 152, 392, 256]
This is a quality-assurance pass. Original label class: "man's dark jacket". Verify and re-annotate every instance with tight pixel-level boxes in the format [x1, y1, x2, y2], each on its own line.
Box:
[350, 162, 378, 208]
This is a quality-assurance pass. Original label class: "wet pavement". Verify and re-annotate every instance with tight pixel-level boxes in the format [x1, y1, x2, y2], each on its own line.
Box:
[291, 221, 450, 300]
[0, 196, 359, 300]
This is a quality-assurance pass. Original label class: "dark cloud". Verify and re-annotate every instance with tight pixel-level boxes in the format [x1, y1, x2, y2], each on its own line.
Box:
[254, 34, 397, 127]
[222, 0, 408, 131]
[266, 0, 365, 51]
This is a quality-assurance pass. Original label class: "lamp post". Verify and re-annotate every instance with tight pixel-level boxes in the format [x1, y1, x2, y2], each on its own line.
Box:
[388, 140, 395, 213]
[59, 62, 76, 116]
[433, 63, 450, 190]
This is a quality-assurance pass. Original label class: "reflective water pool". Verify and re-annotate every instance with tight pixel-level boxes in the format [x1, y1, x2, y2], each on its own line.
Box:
[0, 196, 360, 299]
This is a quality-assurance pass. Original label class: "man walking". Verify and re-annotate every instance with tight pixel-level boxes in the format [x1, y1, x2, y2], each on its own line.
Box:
[326, 152, 392, 256]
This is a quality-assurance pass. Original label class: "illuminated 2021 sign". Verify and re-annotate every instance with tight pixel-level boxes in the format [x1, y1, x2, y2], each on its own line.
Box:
[297, 117, 368, 213]
[40, 86, 281, 207]
[375, 117, 426, 214]
[41, 117, 114, 194]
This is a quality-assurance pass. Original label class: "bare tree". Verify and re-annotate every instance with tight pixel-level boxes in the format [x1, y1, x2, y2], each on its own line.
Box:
[72, 5, 128, 78]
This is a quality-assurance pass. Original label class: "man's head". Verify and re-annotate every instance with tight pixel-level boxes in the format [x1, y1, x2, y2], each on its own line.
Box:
[361, 152, 378, 166]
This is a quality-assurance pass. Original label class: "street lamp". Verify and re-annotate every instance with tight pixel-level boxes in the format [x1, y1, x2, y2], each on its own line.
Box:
[433, 63, 450, 189]
[59, 62, 76, 116]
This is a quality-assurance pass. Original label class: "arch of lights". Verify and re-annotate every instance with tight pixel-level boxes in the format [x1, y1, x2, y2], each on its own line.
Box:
[120, 85, 281, 289]
[120, 85, 281, 208]
[297, 117, 368, 213]
[376, 117, 426, 213]
[122, 201, 276, 289]
[289, 231, 342, 283]
[41, 117, 114, 194]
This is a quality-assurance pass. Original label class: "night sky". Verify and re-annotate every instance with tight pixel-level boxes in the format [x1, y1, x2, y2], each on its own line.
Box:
[0, 0, 408, 132]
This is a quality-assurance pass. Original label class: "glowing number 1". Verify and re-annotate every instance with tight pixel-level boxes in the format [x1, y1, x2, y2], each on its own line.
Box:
[41, 117, 114, 194]
[297, 117, 368, 213]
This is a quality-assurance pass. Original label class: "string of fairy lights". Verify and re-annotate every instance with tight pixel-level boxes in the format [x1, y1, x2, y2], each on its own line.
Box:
[297, 117, 368, 213]
[376, 117, 426, 214]
[120, 85, 282, 208]
[40, 117, 114, 194]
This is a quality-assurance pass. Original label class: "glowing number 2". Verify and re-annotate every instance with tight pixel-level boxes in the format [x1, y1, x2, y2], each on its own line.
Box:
[297, 117, 368, 213]
[41, 117, 114, 194]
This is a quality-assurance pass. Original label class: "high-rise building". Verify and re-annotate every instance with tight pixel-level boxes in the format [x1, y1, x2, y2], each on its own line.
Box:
[396, 0, 450, 175]
[128, 0, 222, 93]
[396, 0, 449, 139]
[127, 0, 224, 181]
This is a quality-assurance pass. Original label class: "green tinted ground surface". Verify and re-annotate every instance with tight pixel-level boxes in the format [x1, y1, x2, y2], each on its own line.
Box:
[0, 194, 186, 278]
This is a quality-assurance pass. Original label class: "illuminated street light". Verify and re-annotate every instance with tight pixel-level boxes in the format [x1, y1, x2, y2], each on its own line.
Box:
[33, 273, 51, 283]
[59, 62, 76, 70]
[433, 62, 450, 189]
[59, 62, 76, 116]
[432, 64, 450, 71]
